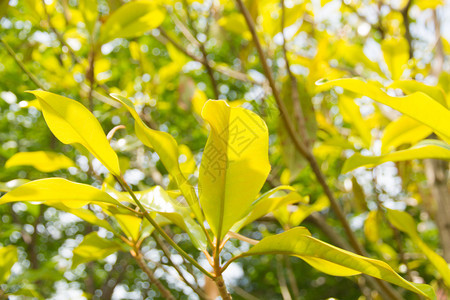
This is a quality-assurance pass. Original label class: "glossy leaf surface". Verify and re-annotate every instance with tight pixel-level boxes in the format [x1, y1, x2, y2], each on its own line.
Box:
[110, 94, 202, 220]
[241, 227, 435, 299]
[0, 178, 120, 209]
[199, 100, 271, 238]
[27, 91, 121, 176]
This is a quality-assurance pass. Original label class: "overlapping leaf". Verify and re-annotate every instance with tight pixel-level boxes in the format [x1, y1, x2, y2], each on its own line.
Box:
[231, 186, 307, 232]
[110, 94, 202, 221]
[318, 78, 450, 143]
[381, 115, 433, 154]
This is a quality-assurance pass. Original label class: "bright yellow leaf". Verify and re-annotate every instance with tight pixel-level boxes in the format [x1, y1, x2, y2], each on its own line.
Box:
[27, 90, 121, 176]
[0, 178, 121, 209]
[199, 100, 270, 238]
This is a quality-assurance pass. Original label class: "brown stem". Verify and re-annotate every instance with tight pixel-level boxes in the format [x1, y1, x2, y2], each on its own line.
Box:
[400, 0, 413, 58]
[214, 274, 232, 300]
[280, 0, 310, 149]
[132, 248, 176, 300]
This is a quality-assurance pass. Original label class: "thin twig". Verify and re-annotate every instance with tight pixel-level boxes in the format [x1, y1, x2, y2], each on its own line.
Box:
[115, 175, 214, 279]
[132, 248, 176, 300]
[151, 232, 208, 298]
[176, 3, 219, 98]
[157, 27, 256, 84]
[276, 255, 293, 300]
[0, 38, 46, 90]
[280, 0, 311, 148]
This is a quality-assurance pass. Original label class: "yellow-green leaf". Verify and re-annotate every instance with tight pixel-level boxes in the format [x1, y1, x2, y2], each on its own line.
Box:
[27, 90, 121, 176]
[288, 195, 329, 227]
[114, 214, 142, 242]
[338, 94, 372, 148]
[381, 115, 433, 154]
[388, 80, 447, 108]
[318, 78, 450, 143]
[99, 0, 165, 44]
[231, 186, 307, 232]
[5, 151, 75, 172]
[110, 94, 202, 221]
[386, 209, 450, 287]
[199, 100, 271, 238]
[0, 178, 120, 209]
[343, 140, 450, 172]
[0, 245, 18, 284]
[72, 232, 122, 268]
[241, 227, 435, 299]
[381, 37, 409, 80]
[364, 210, 380, 243]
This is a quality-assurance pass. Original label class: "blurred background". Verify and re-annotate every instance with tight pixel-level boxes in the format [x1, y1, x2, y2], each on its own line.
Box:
[0, 0, 449, 299]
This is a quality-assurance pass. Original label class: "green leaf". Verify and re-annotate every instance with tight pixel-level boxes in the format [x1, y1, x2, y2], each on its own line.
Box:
[318, 78, 450, 143]
[27, 90, 121, 176]
[381, 37, 409, 80]
[110, 94, 202, 221]
[72, 232, 122, 268]
[231, 186, 308, 232]
[386, 209, 450, 287]
[5, 151, 75, 172]
[0, 245, 18, 284]
[99, 0, 165, 44]
[199, 100, 271, 238]
[381, 115, 433, 154]
[240, 227, 435, 299]
[388, 80, 447, 108]
[0, 178, 121, 209]
[343, 140, 450, 172]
